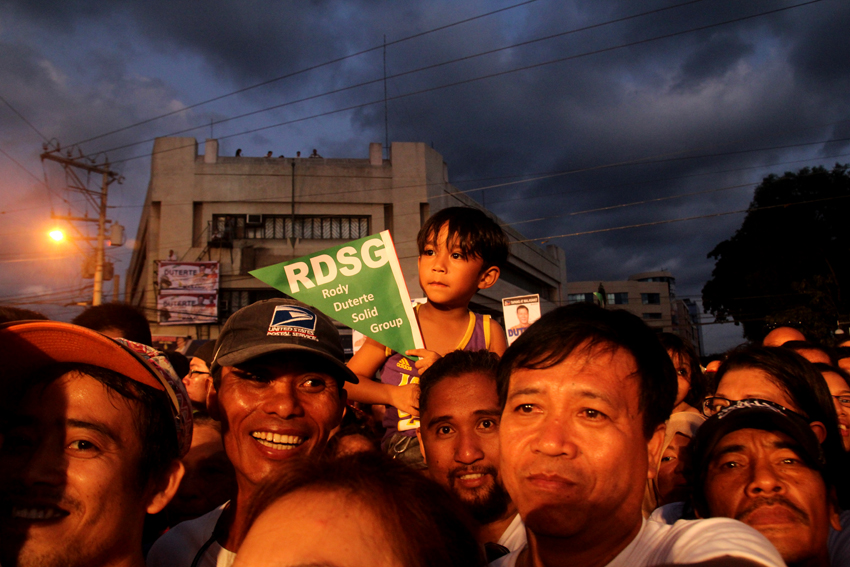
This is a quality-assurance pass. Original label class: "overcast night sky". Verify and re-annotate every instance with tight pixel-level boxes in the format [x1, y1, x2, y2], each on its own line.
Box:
[1, 0, 848, 353]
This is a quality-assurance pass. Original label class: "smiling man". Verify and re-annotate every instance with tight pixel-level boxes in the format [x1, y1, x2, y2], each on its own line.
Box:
[147, 299, 356, 567]
[492, 304, 786, 567]
[0, 321, 190, 567]
[416, 350, 525, 561]
[693, 400, 841, 567]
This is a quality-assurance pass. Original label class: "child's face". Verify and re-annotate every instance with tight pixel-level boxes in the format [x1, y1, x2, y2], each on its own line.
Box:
[418, 224, 487, 308]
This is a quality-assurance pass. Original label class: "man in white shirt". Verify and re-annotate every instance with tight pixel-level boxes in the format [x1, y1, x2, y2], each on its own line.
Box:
[492, 304, 786, 567]
[416, 350, 525, 562]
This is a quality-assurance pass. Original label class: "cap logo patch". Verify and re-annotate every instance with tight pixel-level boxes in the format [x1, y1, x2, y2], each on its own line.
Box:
[269, 305, 318, 341]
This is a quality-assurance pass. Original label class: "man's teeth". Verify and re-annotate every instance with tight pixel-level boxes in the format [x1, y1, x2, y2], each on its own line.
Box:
[840, 424, 847, 431]
[12, 507, 62, 520]
[251, 431, 304, 449]
[459, 473, 485, 480]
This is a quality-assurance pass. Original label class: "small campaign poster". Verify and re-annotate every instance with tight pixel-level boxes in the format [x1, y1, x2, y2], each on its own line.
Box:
[157, 261, 219, 325]
[157, 293, 219, 325]
[250, 231, 424, 357]
[502, 294, 540, 345]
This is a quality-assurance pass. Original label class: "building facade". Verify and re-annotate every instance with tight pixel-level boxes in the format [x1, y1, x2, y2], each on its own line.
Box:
[566, 271, 702, 356]
[127, 138, 568, 344]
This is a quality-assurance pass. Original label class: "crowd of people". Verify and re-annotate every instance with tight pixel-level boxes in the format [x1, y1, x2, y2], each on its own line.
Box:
[1, 206, 849, 567]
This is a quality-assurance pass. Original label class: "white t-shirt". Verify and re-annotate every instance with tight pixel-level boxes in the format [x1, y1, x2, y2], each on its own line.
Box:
[490, 517, 785, 567]
[497, 514, 527, 553]
[829, 509, 850, 567]
[147, 504, 236, 567]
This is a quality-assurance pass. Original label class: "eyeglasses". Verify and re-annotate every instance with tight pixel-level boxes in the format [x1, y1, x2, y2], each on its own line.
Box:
[833, 395, 850, 409]
[701, 396, 798, 418]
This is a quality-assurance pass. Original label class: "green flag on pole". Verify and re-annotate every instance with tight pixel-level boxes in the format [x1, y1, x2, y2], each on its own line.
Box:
[250, 231, 424, 356]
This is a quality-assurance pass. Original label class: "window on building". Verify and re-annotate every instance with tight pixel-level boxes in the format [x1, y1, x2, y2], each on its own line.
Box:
[567, 293, 595, 304]
[211, 214, 370, 242]
[606, 292, 629, 305]
[643, 312, 662, 320]
[641, 293, 661, 305]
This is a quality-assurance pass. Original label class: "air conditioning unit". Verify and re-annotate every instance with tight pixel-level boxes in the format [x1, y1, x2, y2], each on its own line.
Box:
[246, 214, 262, 226]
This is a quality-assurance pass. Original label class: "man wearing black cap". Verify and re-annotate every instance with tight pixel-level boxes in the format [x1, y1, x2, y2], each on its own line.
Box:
[147, 299, 356, 567]
[0, 321, 190, 567]
[693, 399, 842, 567]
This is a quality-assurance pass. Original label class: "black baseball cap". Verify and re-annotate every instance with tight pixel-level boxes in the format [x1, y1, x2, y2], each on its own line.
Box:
[692, 399, 826, 478]
[211, 299, 358, 384]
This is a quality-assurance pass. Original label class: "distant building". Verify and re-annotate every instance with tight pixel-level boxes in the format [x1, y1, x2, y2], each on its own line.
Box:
[127, 138, 568, 344]
[566, 271, 702, 357]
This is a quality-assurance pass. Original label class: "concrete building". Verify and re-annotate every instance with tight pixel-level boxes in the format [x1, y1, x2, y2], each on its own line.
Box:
[566, 271, 702, 356]
[127, 137, 568, 345]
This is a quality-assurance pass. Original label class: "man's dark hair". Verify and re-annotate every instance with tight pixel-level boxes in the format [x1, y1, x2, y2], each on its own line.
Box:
[417, 207, 509, 270]
[813, 362, 850, 389]
[516, 305, 528, 312]
[72, 303, 153, 346]
[496, 303, 677, 438]
[24, 363, 179, 489]
[419, 350, 500, 414]
[0, 307, 48, 324]
[658, 332, 706, 406]
[242, 452, 485, 567]
[713, 345, 847, 504]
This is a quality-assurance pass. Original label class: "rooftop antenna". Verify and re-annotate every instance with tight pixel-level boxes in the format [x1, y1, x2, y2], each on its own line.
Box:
[383, 34, 389, 160]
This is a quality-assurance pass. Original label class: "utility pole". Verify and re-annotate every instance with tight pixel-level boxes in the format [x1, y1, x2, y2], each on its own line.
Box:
[41, 142, 123, 306]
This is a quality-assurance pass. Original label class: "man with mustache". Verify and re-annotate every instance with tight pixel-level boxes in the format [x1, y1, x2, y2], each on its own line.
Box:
[417, 350, 525, 562]
[694, 399, 841, 567]
[493, 303, 785, 567]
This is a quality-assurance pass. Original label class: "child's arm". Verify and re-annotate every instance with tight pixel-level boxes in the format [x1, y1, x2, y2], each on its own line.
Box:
[489, 318, 508, 356]
[345, 337, 422, 416]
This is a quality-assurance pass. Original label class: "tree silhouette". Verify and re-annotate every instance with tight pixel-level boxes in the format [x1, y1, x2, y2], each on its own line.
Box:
[702, 164, 850, 343]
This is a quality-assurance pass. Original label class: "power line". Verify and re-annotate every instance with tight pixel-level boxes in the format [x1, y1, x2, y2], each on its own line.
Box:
[104, 0, 824, 167]
[70, 0, 541, 148]
[514, 192, 850, 242]
[0, 93, 48, 141]
[90, 0, 708, 157]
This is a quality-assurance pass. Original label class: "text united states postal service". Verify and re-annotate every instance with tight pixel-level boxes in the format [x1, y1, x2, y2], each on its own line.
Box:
[250, 231, 424, 357]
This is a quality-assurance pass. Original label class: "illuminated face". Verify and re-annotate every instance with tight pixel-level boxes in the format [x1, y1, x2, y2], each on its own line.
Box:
[703, 428, 839, 566]
[656, 433, 693, 505]
[183, 357, 212, 404]
[517, 308, 529, 325]
[667, 351, 691, 407]
[234, 488, 402, 567]
[715, 368, 800, 413]
[499, 342, 663, 542]
[821, 370, 850, 451]
[0, 372, 155, 567]
[418, 224, 488, 309]
[418, 372, 509, 523]
[209, 356, 345, 488]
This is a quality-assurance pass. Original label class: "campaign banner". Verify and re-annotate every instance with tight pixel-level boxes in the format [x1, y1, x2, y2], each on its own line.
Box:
[157, 293, 219, 325]
[250, 231, 424, 357]
[158, 261, 219, 293]
[502, 294, 540, 345]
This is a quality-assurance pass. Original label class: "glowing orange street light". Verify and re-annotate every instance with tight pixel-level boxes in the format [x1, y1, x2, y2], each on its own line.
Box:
[49, 228, 66, 242]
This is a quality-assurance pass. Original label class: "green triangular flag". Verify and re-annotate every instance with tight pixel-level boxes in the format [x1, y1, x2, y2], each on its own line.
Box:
[250, 230, 424, 356]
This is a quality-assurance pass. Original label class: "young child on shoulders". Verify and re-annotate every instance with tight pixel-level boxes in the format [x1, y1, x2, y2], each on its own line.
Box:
[346, 207, 509, 466]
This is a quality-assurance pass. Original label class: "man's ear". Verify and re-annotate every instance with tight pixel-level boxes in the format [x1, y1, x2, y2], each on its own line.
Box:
[829, 487, 843, 531]
[646, 423, 667, 480]
[206, 383, 221, 421]
[146, 459, 185, 515]
[477, 266, 500, 290]
[416, 428, 427, 464]
[809, 420, 827, 444]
